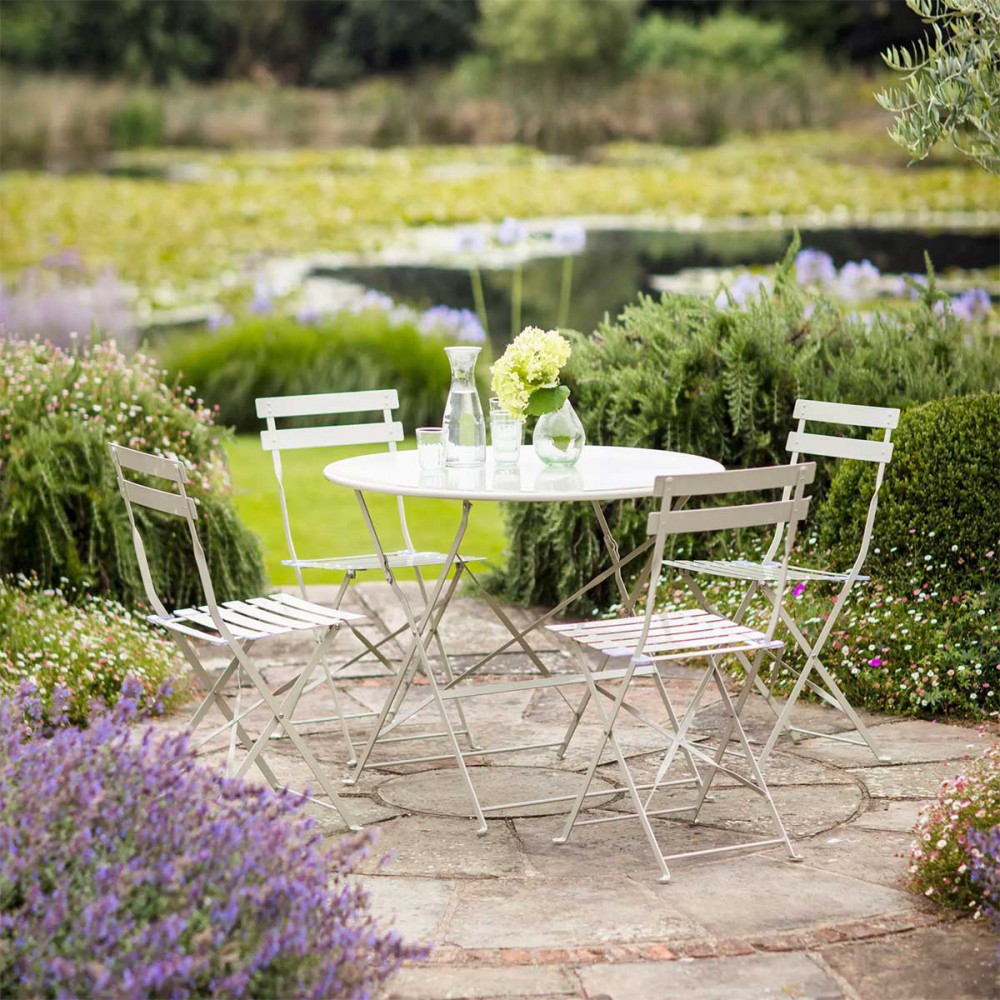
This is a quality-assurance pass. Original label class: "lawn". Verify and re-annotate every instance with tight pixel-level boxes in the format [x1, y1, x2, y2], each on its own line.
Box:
[224, 435, 507, 588]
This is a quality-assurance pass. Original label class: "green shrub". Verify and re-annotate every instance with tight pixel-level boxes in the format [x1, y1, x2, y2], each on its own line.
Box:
[654, 535, 998, 719]
[0, 575, 182, 724]
[109, 91, 165, 150]
[906, 743, 1000, 916]
[821, 393, 1000, 591]
[492, 255, 1000, 612]
[0, 338, 266, 607]
[157, 312, 485, 435]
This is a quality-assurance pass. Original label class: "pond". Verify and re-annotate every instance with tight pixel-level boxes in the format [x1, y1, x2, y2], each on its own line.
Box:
[321, 226, 999, 352]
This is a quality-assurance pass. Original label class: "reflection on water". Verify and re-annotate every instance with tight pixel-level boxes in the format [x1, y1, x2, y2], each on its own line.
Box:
[324, 227, 999, 351]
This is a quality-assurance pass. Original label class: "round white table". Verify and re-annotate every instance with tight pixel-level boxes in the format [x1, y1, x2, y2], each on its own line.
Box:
[323, 444, 724, 831]
[323, 445, 723, 502]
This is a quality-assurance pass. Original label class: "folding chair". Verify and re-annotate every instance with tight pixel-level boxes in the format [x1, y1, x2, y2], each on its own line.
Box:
[664, 399, 899, 765]
[109, 442, 373, 831]
[256, 389, 484, 756]
[548, 463, 816, 882]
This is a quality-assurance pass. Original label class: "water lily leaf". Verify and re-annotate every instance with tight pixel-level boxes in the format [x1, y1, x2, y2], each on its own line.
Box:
[525, 385, 569, 416]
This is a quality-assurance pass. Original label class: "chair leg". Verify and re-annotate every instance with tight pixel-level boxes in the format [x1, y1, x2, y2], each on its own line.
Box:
[557, 685, 593, 760]
[556, 655, 672, 882]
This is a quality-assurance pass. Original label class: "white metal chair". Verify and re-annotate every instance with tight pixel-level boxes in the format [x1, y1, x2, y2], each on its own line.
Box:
[109, 442, 374, 830]
[664, 399, 899, 765]
[256, 388, 483, 753]
[548, 463, 816, 882]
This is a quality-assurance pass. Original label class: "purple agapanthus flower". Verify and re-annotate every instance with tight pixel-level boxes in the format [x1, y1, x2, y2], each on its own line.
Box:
[837, 260, 881, 302]
[950, 288, 992, 324]
[249, 278, 273, 314]
[794, 249, 836, 288]
[420, 305, 487, 343]
[715, 272, 770, 308]
[455, 227, 487, 254]
[892, 273, 928, 300]
[295, 305, 322, 325]
[552, 221, 587, 255]
[496, 216, 527, 246]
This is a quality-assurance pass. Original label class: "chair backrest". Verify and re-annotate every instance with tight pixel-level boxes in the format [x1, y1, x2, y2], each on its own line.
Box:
[642, 463, 817, 653]
[778, 398, 899, 574]
[108, 443, 226, 632]
[255, 390, 410, 597]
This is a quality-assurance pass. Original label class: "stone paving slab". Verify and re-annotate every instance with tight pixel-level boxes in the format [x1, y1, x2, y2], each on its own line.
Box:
[578, 952, 843, 1000]
[791, 719, 990, 768]
[820, 923, 999, 1000]
[853, 798, 931, 833]
[762, 828, 912, 888]
[388, 965, 577, 1000]
[846, 760, 968, 799]
[644, 856, 916, 938]
[440, 878, 701, 950]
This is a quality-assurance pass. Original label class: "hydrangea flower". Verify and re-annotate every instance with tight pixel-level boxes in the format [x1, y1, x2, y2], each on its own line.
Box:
[490, 326, 571, 418]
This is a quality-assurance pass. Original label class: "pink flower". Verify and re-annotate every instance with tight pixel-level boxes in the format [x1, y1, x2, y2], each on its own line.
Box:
[869, 657, 883, 667]
[792, 583, 806, 597]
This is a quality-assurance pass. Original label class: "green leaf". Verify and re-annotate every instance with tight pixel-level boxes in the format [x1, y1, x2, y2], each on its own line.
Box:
[525, 385, 570, 416]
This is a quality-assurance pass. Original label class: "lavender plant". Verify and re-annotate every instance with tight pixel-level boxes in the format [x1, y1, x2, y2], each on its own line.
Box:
[0, 679, 421, 999]
[967, 824, 1000, 934]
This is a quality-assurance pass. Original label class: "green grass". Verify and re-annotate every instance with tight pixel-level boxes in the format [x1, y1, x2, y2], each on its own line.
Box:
[224, 435, 507, 587]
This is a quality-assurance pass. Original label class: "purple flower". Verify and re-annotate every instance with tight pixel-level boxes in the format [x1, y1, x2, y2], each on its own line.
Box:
[0, 686, 424, 998]
[295, 305, 322, 325]
[419, 305, 487, 344]
[715, 273, 770, 308]
[552, 221, 587, 255]
[496, 216, 527, 246]
[869, 656, 883, 667]
[454, 227, 487, 254]
[967, 825, 1000, 935]
[794, 249, 836, 288]
[207, 311, 233, 332]
[792, 583, 806, 597]
[837, 260, 881, 302]
[950, 288, 992, 324]
[893, 273, 928, 300]
[249, 279, 273, 315]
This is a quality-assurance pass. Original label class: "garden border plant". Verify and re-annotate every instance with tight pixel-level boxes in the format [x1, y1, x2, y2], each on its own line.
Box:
[0, 678, 422, 998]
[0, 336, 266, 608]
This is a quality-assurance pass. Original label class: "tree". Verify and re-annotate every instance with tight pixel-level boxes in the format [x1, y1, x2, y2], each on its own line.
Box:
[876, 0, 1000, 174]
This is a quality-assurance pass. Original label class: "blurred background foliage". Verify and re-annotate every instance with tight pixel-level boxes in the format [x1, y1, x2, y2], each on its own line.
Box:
[0, 0, 933, 165]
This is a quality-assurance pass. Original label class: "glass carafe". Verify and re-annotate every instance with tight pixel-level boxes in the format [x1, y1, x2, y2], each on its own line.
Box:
[442, 346, 486, 468]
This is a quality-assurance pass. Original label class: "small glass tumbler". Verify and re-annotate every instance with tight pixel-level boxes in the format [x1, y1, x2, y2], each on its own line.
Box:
[491, 411, 523, 467]
[416, 427, 444, 471]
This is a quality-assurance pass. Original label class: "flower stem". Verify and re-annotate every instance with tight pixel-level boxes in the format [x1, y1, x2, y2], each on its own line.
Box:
[469, 266, 490, 336]
[558, 255, 573, 328]
[511, 263, 523, 339]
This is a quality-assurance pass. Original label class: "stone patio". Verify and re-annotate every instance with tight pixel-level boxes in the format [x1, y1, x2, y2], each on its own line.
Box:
[156, 583, 999, 1000]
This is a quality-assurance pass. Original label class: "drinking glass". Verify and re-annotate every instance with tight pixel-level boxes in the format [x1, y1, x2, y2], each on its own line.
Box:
[416, 427, 444, 471]
[491, 411, 523, 467]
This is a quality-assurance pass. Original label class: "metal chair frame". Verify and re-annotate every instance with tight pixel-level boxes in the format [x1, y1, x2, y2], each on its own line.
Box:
[548, 463, 817, 882]
[664, 399, 899, 765]
[256, 388, 483, 757]
[109, 442, 386, 830]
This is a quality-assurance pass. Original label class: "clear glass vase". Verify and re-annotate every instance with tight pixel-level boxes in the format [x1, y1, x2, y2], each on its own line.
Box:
[442, 346, 486, 468]
[533, 398, 585, 467]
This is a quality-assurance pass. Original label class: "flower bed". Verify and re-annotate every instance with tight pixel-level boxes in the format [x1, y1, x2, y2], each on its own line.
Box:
[0, 575, 181, 725]
[907, 743, 1000, 925]
[0, 680, 421, 998]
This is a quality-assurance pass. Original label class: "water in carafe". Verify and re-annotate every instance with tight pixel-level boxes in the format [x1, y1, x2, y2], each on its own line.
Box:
[442, 346, 486, 468]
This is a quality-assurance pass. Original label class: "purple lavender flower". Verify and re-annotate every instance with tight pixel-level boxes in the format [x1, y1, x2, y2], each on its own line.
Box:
[837, 260, 881, 302]
[966, 824, 1000, 934]
[794, 249, 836, 288]
[0, 684, 424, 998]
[496, 216, 527, 246]
[551, 221, 587, 255]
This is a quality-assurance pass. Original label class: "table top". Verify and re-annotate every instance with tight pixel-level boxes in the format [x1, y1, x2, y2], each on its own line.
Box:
[323, 446, 724, 502]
